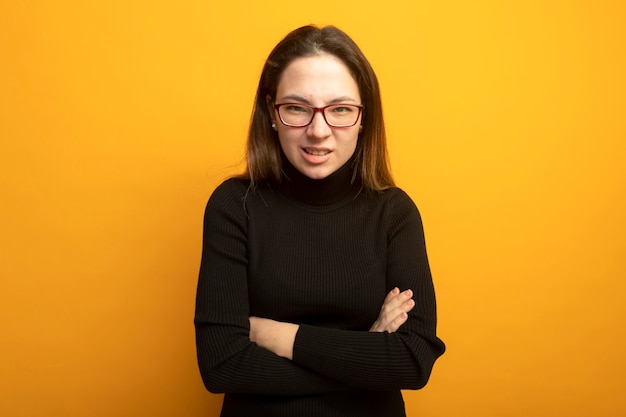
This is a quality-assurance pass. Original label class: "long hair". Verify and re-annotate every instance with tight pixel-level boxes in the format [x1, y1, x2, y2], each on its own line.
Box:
[242, 25, 394, 191]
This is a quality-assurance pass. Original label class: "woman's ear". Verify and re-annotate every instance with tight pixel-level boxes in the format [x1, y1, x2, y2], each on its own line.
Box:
[266, 95, 278, 130]
[266, 95, 274, 119]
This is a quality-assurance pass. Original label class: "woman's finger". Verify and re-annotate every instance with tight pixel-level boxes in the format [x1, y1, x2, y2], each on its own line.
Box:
[370, 288, 415, 332]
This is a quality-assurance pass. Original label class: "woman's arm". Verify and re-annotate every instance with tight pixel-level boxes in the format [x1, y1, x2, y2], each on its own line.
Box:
[194, 180, 346, 396]
[246, 190, 445, 391]
[250, 287, 416, 359]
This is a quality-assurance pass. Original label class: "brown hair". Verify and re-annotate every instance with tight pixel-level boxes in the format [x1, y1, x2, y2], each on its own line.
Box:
[242, 25, 394, 190]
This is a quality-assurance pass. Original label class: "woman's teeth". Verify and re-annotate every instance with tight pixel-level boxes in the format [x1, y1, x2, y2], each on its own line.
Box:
[304, 149, 330, 156]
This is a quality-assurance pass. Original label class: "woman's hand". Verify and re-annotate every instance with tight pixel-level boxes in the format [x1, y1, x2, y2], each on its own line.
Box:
[369, 288, 415, 333]
[249, 288, 413, 359]
[249, 317, 299, 360]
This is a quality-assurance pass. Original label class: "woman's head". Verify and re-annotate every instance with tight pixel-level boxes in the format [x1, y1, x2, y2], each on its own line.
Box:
[244, 25, 394, 190]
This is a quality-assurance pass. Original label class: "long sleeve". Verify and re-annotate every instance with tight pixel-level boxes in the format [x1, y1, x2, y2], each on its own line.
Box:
[195, 172, 445, 417]
[194, 179, 345, 395]
[292, 189, 445, 390]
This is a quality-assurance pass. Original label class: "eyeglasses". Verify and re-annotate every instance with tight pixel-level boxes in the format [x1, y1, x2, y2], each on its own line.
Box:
[274, 103, 363, 127]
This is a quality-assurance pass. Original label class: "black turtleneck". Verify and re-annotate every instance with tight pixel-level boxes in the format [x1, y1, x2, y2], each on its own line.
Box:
[276, 153, 361, 206]
[195, 159, 445, 417]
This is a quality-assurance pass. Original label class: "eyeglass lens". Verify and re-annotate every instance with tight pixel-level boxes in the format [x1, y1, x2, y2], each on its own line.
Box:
[278, 104, 361, 127]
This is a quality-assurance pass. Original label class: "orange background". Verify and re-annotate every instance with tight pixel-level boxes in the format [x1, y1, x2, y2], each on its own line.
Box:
[1, 1, 625, 416]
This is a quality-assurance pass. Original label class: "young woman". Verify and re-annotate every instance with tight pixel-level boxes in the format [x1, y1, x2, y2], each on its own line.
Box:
[195, 25, 445, 417]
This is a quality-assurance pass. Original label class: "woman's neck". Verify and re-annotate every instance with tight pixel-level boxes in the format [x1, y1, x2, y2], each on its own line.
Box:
[276, 153, 361, 206]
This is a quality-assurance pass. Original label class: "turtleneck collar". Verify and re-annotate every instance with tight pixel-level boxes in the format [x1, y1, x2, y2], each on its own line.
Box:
[274, 152, 362, 206]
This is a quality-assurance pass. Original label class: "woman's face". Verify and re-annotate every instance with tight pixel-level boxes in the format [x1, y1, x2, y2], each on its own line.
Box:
[272, 54, 362, 180]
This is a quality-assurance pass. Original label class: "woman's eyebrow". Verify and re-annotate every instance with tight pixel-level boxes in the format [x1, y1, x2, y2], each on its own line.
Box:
[329, 96, 359, 104]
[278, 94, 310, 103]
[278, 94, 359, 104]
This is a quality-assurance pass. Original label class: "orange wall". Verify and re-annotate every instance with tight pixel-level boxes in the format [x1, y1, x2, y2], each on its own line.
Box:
[1, 1, 625, 416]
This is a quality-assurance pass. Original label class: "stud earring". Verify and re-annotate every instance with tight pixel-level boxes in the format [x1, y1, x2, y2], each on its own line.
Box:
[271, 123, 277, 130]
[359, 125, 363, 132]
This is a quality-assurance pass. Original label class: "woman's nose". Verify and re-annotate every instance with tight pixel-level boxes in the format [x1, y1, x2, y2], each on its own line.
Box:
[306, 111, 332, 139]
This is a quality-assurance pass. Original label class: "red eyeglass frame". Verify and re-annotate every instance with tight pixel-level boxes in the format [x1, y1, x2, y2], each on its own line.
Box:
[273, 103, 364, 127]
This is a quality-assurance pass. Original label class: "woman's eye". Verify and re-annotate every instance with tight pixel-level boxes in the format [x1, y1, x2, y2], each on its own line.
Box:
[331, 106, 353, 113]
[286, 105, 309, 113]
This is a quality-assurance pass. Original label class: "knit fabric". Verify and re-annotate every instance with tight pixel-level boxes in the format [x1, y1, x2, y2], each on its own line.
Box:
[194, 159, 445, 417]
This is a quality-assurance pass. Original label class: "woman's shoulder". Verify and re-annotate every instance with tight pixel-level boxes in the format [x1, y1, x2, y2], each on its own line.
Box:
[373, 186, 423, 218]
[206, 177, 251, 209]
[376, 186, 417, 206]
[213, 176, 250, 194]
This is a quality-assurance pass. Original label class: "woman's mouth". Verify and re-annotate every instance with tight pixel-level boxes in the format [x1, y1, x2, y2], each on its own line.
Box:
[301, 147, 332, 164]
[303, 148, 331, 156]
